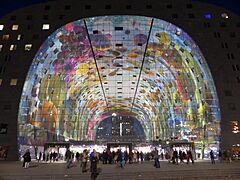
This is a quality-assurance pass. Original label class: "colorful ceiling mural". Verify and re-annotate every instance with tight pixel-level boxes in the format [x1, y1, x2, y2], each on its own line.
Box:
[18, 16, 220, 148]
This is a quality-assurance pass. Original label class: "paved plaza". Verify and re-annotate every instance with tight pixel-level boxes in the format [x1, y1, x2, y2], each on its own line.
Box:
[0, 160, 240, 180]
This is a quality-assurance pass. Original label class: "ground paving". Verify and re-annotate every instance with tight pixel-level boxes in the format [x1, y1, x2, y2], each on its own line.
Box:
[0, 160, 240, 180]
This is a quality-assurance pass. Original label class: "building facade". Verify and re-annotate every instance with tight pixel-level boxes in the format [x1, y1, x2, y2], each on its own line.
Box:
[0, 0, 239, 160]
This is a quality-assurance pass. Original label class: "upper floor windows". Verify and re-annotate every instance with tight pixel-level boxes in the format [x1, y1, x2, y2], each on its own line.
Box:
[0, 25, 4, 31]
[42, 24, 50, 30]
[12, 24, 19, 31]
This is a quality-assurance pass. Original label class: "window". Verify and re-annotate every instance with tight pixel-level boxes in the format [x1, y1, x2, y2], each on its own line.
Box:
[172, 14, 178, 19]
[204, 13, 212, 19]
[126, 5, 132, 9]
[146, 5, 152, 9]
[10, 15, 16, 20]
[25, 44, 32, 51]
[0, 79, 2, 86]
[12, 24, 19, 30]
[10, 79, 18, 86]
[0, 45, 3, 51]
[9, 44, 17, 51]
[85, 5, 91, 9]
[2, 34, 9, 40]
[26, 15, 32, 20]
[42, 24, 50, 30]
[228, 103, 236, 110]
[188, 14, 195, 19]
[220, 22, 226, 27]
[65, 5, 71, 10]
[32, 34, 39, 40]
[0, 25, 4, 31]
[17, 34, 21, 40]
[44, 5, 51, 10]
[221, 13, 229, 19]
[186, 4, 193, 8]
[105, 5, 111, 9]
[166, 4, 172, 9]
[43, 15, 49, 20]
[224, 90, 232, 96]
[229, 32, 236, 38]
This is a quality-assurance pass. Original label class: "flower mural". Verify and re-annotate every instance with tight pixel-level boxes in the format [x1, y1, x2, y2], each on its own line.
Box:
[18, 16, 220, 150]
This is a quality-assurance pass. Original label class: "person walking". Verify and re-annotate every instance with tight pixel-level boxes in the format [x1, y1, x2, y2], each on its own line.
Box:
[153, 148, 160, 168]
[90, 151, 100, 180]
[210, 150, 215, 164]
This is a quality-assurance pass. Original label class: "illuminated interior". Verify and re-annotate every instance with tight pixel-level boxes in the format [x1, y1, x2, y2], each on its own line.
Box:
[18, 16, 221, 149]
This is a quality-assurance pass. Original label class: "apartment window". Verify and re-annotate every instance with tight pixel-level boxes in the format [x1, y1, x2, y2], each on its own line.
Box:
[0, 25, 4, 31]
[237, 43, 240, 48]
[229, 32, 236, 38]
[221, 42, 228, 49]
[2, 34, 9, 40]
[237, 76, 240, 83]
[43, 15, 49, 20]
[32, 34, 39, 40]
[25, 44, 32, 51]
[228, 103, 236, 110]
[105, 5, 111, 9]
[166, 4, 172, 9]
[10, 79, 18, 86]
[221, 13, 229, 19]
[85, 5, 91, 9]
[214, 32, 221, 38]
[172, 14, 178, 19]
[27, 24, 34, 30]
[0, 45, 3, 51]
[59, 15, 65, 20]
[186, 4, 193, 9]
[224, 90, 232, 96]
[12, 24, 19, 30]
[188, 14, 195, 18]
[9, 44, 17, 51]
[10, 15, 16, 20]
[65, 5, 71, 10]
[126, 5, 132, 9]
[44, 5, 51, 10]
[0, 79, 2, 86]
[26, 15, 32, 20]
[204, 13, 212, 19]
[220, 22, 226, 27]
[146, 5, 152, 9]
[204, 22, 211, 28]
[17, 34, 21, 40]
[42, 24, 50, 30]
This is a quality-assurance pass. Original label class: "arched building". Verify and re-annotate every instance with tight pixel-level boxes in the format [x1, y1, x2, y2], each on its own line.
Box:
[0, 0, 239, 160]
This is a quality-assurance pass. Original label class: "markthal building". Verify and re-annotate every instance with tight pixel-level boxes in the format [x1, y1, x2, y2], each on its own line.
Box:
[0, 0, 239, 160]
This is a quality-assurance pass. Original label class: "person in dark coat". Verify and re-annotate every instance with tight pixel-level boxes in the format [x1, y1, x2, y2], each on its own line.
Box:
[91, 151, 100, 180]
[210, 150, 215, 164]
[23, 149, 31, 168]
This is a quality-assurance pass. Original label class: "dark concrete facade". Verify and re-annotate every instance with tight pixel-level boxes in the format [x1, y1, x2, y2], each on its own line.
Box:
[0, 0, 239, 160]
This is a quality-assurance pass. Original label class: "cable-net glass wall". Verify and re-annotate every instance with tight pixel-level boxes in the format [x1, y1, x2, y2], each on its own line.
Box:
[18, 16, 221, 151]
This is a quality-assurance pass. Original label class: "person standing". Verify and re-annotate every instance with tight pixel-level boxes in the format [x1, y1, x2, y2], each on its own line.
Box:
[65, 148, 72, 168]
[153, 148, 160, 168]
[82, 149, 88, 173]
[210, 150, 215, 164]
[90, 151, 100, 180]
[23, 149, 31, 168]
[218, 150, 223, 163]
[38, 152, 42, 162]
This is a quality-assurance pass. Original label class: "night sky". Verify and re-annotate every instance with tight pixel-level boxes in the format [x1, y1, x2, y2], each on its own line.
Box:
[0, 0, 240, 18]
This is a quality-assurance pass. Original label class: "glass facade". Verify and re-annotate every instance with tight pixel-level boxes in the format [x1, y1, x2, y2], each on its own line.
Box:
[18, 16, 220, 150]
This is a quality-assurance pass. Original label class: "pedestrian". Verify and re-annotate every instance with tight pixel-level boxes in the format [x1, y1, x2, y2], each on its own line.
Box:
[38, 152, 42, 162]
[218, 150, 223, 163]
[65, 148, 72, 168]
[82, 149, 88, 173]
[210, 150, 215, 164]
[22, 149, 31, 169]
[153, 148, 160, 168]
[90, 151, 100, 180]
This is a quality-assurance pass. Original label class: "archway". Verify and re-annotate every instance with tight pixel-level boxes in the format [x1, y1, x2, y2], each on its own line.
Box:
[18, 16, 221, 158]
